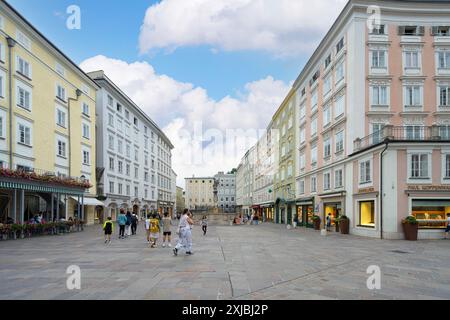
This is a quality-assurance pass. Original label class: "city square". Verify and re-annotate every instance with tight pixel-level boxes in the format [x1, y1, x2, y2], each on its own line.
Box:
[0, 223, 449, 300]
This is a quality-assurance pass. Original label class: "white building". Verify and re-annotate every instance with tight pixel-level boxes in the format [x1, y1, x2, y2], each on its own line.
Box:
[89, 71, 174, 220]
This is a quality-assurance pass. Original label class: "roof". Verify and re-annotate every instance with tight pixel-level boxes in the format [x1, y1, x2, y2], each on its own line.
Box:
[1, 0, 99, 90]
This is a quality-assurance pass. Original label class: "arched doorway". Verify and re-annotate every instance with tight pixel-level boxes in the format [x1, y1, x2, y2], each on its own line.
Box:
[96, 206, 104, 224]
[133, 205, 139, 215]
[108, 203, 118, 220]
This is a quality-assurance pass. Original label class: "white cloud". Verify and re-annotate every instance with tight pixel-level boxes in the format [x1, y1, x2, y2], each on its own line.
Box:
[139, 0, 347, 57]
[80, 55, 289, 187]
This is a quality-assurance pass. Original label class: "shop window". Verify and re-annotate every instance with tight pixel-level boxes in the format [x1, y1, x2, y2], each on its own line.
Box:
[412, 200, 450, 229]
[359, 200, 375, 228]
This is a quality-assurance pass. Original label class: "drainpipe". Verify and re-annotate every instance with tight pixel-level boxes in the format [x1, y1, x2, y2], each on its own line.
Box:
[67, 89, 82, 177]
[380, 141, 389, 240]
[6, 37, 16, 170]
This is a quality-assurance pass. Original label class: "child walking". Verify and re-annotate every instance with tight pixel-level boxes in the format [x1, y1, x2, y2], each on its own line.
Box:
[201, 215, 208, 236]
[149, 213, 160, 248]
[103, 217, 114, 244]
[162, 212, 172, 248]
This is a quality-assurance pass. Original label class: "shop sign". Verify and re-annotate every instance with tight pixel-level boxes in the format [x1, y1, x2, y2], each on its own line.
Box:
[407, 185, 450, 191]
[358, 187, 375, 194]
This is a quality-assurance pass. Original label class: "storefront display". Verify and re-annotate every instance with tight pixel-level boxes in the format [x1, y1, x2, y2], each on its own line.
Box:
[411, 199, 450, 229]
[358, 200, 375, 228]
[324, 202, 342, 230]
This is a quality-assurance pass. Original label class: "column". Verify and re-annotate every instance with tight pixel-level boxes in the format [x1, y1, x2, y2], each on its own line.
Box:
[20, 189, 24, 224]
[50, 193, 54, 221]
[81, 194, 85, 222]
[65, 195, 68, 220]
[12, 189, 17, 223]
[56, 193, 60, 220]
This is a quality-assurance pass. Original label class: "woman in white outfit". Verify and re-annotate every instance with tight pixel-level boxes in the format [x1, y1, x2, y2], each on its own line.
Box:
[173, 209, 194, 256]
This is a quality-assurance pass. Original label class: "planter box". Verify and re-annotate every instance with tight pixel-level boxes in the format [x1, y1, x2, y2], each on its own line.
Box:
[313, 219, 321, 230]
[402, 223, 418, 241]
[339, 219, 350, 234]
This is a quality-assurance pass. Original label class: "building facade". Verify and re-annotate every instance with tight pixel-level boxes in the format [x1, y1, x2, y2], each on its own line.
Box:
[214, 171, 236, 213]
[235, 147, 256, 217]
[89, 70, 174, 221]
[0, 1, 100, 225]
[184, 177, 215, 211]
[176, 186, 185, 216]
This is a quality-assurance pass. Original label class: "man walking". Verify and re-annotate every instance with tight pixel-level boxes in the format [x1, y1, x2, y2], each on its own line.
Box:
[131, 213, 138, 235]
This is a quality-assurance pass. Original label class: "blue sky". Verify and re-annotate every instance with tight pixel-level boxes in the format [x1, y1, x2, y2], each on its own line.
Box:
[8, 0, 310, 100]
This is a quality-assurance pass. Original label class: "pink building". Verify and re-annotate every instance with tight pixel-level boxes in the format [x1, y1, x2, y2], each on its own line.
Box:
[294, 0, 450, 239]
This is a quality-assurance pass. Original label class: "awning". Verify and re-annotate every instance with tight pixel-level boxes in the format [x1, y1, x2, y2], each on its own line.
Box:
[0, 180, 85, 195]
[70, 196, 105, 206]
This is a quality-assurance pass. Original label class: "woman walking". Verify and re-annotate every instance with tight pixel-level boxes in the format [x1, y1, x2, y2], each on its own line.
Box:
[125, 211, 132, 237]
[117, 210, 127, 239]
[173, 209, 194, 256]
[201, 215, 208, 236]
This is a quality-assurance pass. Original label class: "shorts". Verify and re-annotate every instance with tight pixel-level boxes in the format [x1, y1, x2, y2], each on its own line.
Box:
[104, 230, 112, 235]
[150, 232, 159, 239]
[445, 226, 450, 232]
[163, 231, 172, 236]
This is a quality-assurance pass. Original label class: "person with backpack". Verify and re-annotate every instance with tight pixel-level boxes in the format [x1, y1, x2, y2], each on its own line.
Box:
[125, 211, 132, 237]
[117, 210, 127, 239]
[103, 217, 114, 244]
[131, 213, 138, 235]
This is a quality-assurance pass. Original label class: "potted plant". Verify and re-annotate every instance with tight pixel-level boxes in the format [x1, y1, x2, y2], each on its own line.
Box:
[402, 216, 418, 241]
[312, 215, 321, 230]
[11, 224, 23, 240]
[337, 215, 350, 234]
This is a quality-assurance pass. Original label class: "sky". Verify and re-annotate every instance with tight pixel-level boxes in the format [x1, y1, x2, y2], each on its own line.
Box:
[8, 0, 347, 187]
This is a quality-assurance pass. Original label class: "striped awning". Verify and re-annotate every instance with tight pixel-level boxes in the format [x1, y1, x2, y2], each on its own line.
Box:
[0, 180, 85, 195]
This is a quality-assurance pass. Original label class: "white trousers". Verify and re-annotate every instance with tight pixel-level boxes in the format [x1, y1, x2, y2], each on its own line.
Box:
[125, 225, 131, 236]
[175, 227, 192, 252]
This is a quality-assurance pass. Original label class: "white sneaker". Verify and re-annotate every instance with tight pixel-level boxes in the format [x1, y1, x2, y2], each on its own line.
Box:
[162, 243, 166, 248]
[168, 243, 172, 248]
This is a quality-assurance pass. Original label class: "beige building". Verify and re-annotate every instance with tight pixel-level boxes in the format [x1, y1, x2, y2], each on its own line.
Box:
[176, 186, 185, 215]
[185, 177, 215, 210]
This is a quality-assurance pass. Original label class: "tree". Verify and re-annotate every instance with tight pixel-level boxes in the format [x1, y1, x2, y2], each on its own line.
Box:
[228, 168, 237, 174]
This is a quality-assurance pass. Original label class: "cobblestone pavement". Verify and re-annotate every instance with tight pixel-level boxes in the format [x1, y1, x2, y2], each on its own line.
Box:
[0, 223, 449, 300]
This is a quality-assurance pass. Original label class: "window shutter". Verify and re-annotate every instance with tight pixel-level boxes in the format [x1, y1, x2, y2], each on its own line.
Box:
[398, 26, 405, 35]
[418, 26, 425, 36]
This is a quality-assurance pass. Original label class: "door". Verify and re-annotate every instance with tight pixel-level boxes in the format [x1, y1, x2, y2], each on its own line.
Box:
[287, 206, 292, 225]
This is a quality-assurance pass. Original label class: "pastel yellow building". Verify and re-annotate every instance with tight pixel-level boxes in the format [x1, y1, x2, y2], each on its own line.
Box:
[0, 1, 100, 225]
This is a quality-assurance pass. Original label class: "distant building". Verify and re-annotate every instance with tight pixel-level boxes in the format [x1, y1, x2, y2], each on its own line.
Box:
[176, 186, 185, 215]
[214, 171, 236, 213]
[185, 177, 215, 211]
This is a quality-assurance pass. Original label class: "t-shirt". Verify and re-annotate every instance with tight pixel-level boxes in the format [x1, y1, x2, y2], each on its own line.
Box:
[162, 217, 171, 233]
[201, 219, 208, 226]
[178, 215, 188, 228]
[149, 218, 160, 233]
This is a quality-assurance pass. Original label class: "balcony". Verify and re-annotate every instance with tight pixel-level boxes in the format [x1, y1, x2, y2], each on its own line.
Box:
[353, 125, 450, 153]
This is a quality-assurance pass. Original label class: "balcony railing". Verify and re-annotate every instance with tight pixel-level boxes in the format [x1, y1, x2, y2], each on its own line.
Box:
[0, 162, 92, 189]
[354, 125, 450, 153]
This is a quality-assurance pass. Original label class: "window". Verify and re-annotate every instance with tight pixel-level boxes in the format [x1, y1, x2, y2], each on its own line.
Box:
[56, 109, 66, 127]
[399, 26, 424, 36]
[323, 75, 331, 95]
[445, 154, 450, 178]
[335, 95, 345, 117]
[372, 86, 388, 105]
[117, 140, 123, 154]
[298, 180, 305, 195]
[108, 114, 114, 126]
[299, 153, 305, 170]
[0, 41, 4, 63]
[371, 50, 386, 68]
[0, 116, 3, 138]
[324, 138, 331, 158]
[311, 146, 318, 165]
[108, 135, 114, 150]
[404, 86, 422, 106]
[335, 131, 344, 153]
[287, 164, 293, 177]
[372, 124, 384, 144]
[438, 51, 450, 69]
[0, 71, 4, 97]
[300, 127, 305, 144]
[126, 164, 130, 176]
[82, 103, 89, 116]
[370, 24, 385, 35]
[311, 117, 318, 136]
[57, 140, 66, 157]
[325, 54, 332, 69]
[16, 30, 31, 50]
[404, 51, 419, 68]
[109, 157, 114, 171]
[405, 125, 424, 140]
[17, 56, 31, 78]
[134, 117, 138, 126]
[440, 86, 450, 106]
[83, 150, 90, 165]
[109, 182, 114, 194]
[107, 95, 113, 107]
[336, 61, 345, 83]
[323, 106, 331, 126]
[17, 85, 31, 110]
[135, 167, 138, 179]
[134, 187, 138, 197]
[126, 145, 131, 158]
[311, 176, 317, 193]
[126, 185, 130, 196]
[81, 83, 90, 95]
[359, 201, 375, 228]
[116, 103, 122, 113]
[410, 154, 429, 178]
[336, 38, 344, 53]
[360, 160, 371, 184]
[440, 126, 450, 140]
[288, 117, 293, 129]
[299, 103, 306, 119]
[323, 172, 331, 190]
[432, 26, 450, 36]
[82, 123, 90, 139]
[311, 90, 318, 111]
[118, 184, 123, 195]
[335, 169, 343, 188]
[18, 124, 31, 145]
[55, 63, 65, 77]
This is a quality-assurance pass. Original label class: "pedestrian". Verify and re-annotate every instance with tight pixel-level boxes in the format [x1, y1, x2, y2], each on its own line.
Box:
[149, 213, 160, 248]
[445, 213, 450, 239]
[117, 209, 127, 239]
[162, 212, 172, 248]
[125, 211, 132, 237]
[144, 214, 151, 244]
[131, 213, 138, 235]
[326, 213, 332, 232]
[103, 216, 114, 244]
[201, 215, 208, 236]
[173, 209, 194, 256]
